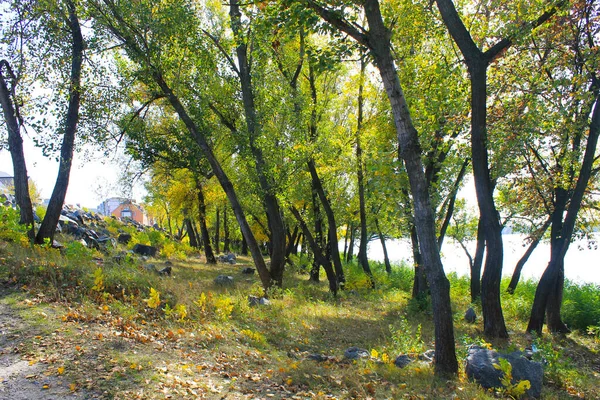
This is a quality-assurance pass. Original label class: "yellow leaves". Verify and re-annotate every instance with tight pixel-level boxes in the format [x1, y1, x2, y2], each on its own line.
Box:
[92, 267, 104, 292]
[42, 384, 49, 389]
[286, 377, 293, 385]
[57, 366, 65, 375]
[69, 383, 76, 392]
[145, 287, 161, 309]
[370, 349, 379, 358]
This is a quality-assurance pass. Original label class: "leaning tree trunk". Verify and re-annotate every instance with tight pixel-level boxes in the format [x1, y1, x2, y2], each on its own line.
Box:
[0, 60, 35, 240]
[230, 0, 286, 286]
[307, 159, 345, 283]
[36, 0, 83, 245]
[356, 55, 374, 286]
[527, 92, 600, 334]
[195, 180, 216, 263]
[507, 217, 551, 294]
[290, 206, 338, 295]
[309, 183, 324, 282]
[364, 0, 458, 375]
[375, 218, 392, 274]
[223, 207, 230, 252]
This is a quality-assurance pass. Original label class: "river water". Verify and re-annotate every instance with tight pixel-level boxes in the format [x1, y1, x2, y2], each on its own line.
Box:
[364, 233, 600, 285]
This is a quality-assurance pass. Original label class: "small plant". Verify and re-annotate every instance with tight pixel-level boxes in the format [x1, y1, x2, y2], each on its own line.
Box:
[493, 358, 531, 398]
[390, 317, 425, 354]
[145, 287, 161, 309]
[92, 267, 105, 292]
[164, 303, 187, 321]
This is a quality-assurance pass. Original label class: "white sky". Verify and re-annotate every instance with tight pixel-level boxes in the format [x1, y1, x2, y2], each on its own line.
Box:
[0, 134, 146, 210]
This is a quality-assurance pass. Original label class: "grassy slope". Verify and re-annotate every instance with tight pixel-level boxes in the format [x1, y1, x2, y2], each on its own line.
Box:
[0, 223, 599, 398]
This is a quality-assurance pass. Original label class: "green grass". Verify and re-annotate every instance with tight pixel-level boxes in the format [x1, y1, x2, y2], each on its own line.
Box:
[1, 214, 599, 398]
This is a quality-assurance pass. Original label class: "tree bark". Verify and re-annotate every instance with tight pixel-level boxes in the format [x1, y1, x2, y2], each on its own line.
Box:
[290, 206, 338, 295]
[184, 217, 199, 248]
[507, 217, 551, 294]
[356, 54, 374, 286]
[230, 0, 286, 286]
[309, 180, 323, 282]
[36, 0, 83, 244]
[223, 206, 230, 252]
[346, 223, 355, 262]
[410, 223, 427, 298]
[471, 218, 485, 302]
[527, 92, 600, 333]
[195, 179, 216, 264]
[0, 60, 35, 240]
[214, 207, 220, 254]
[470, 64, 508, 338]
[375, 218, 392, 274]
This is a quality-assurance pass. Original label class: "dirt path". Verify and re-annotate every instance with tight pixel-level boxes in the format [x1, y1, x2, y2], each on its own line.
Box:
[0, 300, 95, 399]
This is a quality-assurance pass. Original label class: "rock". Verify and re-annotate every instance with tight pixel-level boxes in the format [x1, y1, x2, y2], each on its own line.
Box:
[241, 267, 255, 274]
[158, 265, 172, 276]
[51, 240, 63, 249]
[144, 264, 157, 273]
[307, 353, 331, 362]
[118, 233, 132, 244]
[465, 307, 477, 323]
[344, 347, 369, 360]
[248, 295, 270, 306]
[394, 354, 412, 368]
[164, 260, 173, 266]
[465, 346, 543, 398]
[214, 275, 234, 286]
[419, 349, 436, 362]
[132, 243, 157, 257]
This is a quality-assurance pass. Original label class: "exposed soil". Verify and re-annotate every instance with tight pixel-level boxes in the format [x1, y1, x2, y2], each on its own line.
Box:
[0, 297, 96, 399]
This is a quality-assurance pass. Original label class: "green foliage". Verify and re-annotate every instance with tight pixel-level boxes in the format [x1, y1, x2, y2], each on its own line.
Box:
[0, 206, 29, 244]
[389, 317, 425, 355]
[562, 282, 600, 332]
[493, 358, 531, 398]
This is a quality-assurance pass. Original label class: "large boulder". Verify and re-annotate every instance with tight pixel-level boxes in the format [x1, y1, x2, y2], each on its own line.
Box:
[465, 346, 543, 398]
[132, 243, 158, 257]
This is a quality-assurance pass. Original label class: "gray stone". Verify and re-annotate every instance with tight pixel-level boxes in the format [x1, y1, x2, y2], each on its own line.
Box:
[215, 275, 234, 286]
[241, 267, 255, 274]
[344, 347, 369, 360]
[158, 265, 172, 276]
[248, 295, 270, 306]
[117, 233, 132, 244]
[132, 243, 157, 257]
[418, 350, 435, 362]
[394, 354, 412, 368]
[465, 346, 543, 398]
[144, 264, 157, 273]
[465, 307, 477, 323]
[307, 353, 331, 362]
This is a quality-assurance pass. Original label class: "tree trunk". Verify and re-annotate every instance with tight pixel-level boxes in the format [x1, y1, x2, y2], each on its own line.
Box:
[507, 217, 551, 294]
[471, 218, 485, 302]
[343, 223, 350, 260]
[230, 0, 286, 286]
[346, 223, 355, 262]
[290, 206, 338, 295]
[375, 218, 392, 274]
[438, 159, 469, 250]
[214, 207, 220, 254]
[470, 64, 508, 338]
[307, 159, 345, 284]
[411, 224, 427, 298]
[363, 0, 457, 374]
[0, 61, 35, 240]
[241, 232, 248, 255]
[528, 92, 600, 333]
[36, 0, 83, 244]
[184, 217, 199, 248]
[196, 179, 216, 264]
[223, 207, 230, 252]
[356, 55, 374, 286]
[310, 183, 323, 282]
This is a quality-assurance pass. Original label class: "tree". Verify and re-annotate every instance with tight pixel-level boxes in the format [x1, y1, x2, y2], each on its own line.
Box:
[434, 0, 565, 338]
[300, 0, 458, 375]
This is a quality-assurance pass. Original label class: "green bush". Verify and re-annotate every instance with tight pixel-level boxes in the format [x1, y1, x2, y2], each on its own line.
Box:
[0, 206, 29, 244]
[562, 281, 600, 332]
